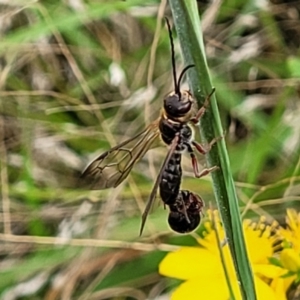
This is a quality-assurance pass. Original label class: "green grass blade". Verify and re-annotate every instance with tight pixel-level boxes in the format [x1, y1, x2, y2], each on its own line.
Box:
[169, 1, 256, 299]
[0, 0, 146, 54]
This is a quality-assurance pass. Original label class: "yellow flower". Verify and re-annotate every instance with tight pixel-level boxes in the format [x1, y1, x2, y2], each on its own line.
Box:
[279, 209, 300, 254]
[274, 209, 300, 293]
[280, 248, 300, 273]
[159, 210, 286, 300]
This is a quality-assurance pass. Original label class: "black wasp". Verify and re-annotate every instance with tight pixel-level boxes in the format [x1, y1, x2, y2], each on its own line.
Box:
[158, 126, 205, 234]
[81, 18, 218, 235]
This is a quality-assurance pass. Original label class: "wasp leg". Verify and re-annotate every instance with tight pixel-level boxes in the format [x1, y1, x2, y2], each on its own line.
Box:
[176, 193, 191, 224]
[192, 135, 223, 155]
[185, 142, 219, 178]
[193, 163, 219, 178]
[190, 88, 216, 124]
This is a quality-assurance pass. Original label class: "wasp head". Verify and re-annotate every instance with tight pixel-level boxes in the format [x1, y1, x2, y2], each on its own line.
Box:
[164, 18, 197, 122]
[164, 90, 194, 120]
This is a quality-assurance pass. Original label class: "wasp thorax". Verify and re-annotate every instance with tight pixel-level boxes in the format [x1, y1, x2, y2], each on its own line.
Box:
[164, 90, 193, 119]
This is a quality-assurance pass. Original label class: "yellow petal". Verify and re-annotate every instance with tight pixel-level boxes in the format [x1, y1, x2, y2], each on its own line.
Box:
[253, 264, 285, 278]
[159, 247, 223, 280]
[270, 277, 286, 300]
[281, 209, 300, 252]
[170, 274, 276, 300]
[286, 209, 300, 233]
[280, 248, 300, 272]
[171, 274, 234, 300]
[244, 225, 274, 263]
[270, 275, 296, 300]
[254, 276, 278, 300]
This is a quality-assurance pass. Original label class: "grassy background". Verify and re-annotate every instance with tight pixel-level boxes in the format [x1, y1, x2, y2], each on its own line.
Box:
[0, 0, 300, 299]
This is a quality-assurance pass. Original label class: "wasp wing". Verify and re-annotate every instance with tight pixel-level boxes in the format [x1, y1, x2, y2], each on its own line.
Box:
[139, 134, 179, 235]
[81, 122, 160, 190]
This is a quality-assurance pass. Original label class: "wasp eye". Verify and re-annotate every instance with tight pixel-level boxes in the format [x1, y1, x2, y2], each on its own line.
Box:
[164, 93, 192, 118]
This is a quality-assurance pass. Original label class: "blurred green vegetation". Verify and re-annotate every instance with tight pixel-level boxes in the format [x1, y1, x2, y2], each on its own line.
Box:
[0, 0, 300, 299]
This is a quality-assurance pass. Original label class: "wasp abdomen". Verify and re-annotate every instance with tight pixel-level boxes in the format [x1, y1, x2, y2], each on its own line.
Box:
[168, 190, 203, 233]
[159, 152, 182, 205]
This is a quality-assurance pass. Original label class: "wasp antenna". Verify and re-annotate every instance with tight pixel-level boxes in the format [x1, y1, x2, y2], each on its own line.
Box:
[165, 17, 180, 95]
[177, 64, 195, 90]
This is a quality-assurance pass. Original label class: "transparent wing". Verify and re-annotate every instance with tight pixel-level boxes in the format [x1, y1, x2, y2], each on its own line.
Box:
[140, 134, 179, 235]
[81, 122, 160, 190]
